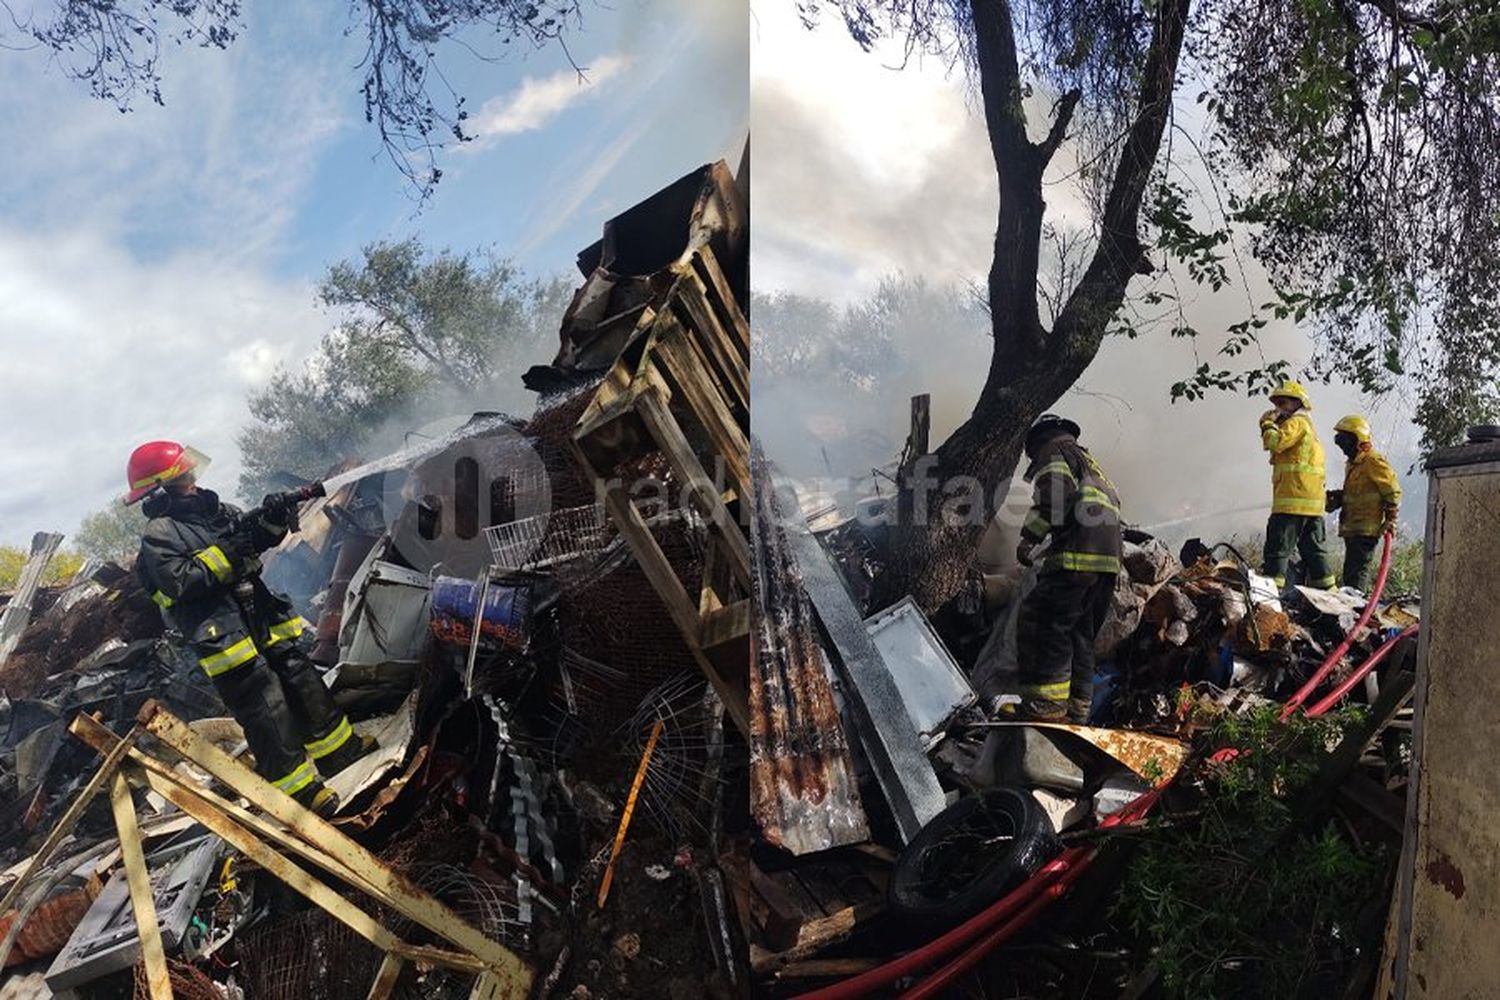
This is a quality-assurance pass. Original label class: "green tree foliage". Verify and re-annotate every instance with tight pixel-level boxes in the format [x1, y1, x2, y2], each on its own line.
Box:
[74, 505, 150, 564]
[236, 238, 571, 499]
[6, 1, 584, 197]
[1117, 705, 1391, 998]
[1384, 536, 1426, 595]
[0, 547, 86, 590]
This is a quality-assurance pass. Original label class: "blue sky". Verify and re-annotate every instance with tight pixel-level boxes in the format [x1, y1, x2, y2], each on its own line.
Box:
[0, 0, 746, 546]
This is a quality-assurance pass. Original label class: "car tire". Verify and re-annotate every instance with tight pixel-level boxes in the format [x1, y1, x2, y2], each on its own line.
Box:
[888, 786, 1060, 930]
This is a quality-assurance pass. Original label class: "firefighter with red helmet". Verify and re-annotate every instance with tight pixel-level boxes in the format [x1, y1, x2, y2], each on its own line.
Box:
[125, 441, 368, 817]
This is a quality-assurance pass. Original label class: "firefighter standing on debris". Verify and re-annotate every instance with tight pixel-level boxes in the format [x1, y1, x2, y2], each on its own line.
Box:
[1258, 381, 1336, 590]
[1325, 415, 1401, 590]
[124, 441, 370, 817]
[1011, 415, 1122, 723]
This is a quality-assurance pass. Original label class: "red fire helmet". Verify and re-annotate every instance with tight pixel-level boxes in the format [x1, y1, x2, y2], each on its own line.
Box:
[123, 441, 210, 505]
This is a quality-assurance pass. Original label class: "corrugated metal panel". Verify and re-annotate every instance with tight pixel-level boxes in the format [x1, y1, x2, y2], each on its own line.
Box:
[750, 444, 869, 855]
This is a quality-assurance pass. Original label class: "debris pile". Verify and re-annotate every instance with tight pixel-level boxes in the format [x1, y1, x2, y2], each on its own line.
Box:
[0, 155, 750, 999]
[746, 441, 1419, 997]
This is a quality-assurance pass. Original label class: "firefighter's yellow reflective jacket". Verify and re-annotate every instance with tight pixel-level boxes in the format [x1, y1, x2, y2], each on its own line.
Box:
[1337, 449, 1401, 538]
[1260, 410, 1326, 517]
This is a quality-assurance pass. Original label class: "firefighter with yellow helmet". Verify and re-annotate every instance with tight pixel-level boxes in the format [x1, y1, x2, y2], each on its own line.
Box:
[1259, 381, 1336, 589]
[1325, 415, 1401, 590]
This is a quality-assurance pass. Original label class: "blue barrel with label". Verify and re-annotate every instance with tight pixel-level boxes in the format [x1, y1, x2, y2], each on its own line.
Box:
[429, 576, 531, 649]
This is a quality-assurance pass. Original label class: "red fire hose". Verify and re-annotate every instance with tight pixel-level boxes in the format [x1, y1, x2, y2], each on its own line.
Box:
[1304, 623, 1419, 718]
[1280, 531, 1395, 720]
[791, 789, 1166, 1000]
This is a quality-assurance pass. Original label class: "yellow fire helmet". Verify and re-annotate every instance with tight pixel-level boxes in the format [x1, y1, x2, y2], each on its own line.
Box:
[1268, 380, 1312, 410]
[1333, 414, 1372, 445]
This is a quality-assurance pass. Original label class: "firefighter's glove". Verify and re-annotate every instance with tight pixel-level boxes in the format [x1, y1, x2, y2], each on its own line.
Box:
[223, 529, 260, 563]
[1325, 489, 1343, 512]
[1382, 506, 1399, 534]
[259, 494, 293, 528]
[1016, 540, 1037, 567]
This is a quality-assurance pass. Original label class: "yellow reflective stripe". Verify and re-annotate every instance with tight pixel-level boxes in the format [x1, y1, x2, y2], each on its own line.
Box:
[1036, 461, 1077, 485]
[1021, 680, 1072, 700]
[199, 637, 258, 677]
[1080, 487, 1120, 513]
[1274, 463, 1323, 474]
[264, 616, 309, 647]
[1273, 498, 1326, 515]
[304, 717, 354, 760]
[131, 461, 186, 490]
[1046, 551, 1121, 573]
[151, 590, 175, 609]
[195, 545, 234, 583]
[1023, 511, 1052, 536]
[272, 760, 317, 796]
[1309, 575, 1337, 589]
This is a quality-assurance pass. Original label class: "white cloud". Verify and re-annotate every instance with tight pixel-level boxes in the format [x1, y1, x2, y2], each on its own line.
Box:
[0, 226, 328, 546]
[463, 55, 630, 149]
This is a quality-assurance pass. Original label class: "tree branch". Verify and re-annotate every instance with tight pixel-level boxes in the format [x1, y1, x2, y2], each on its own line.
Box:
[1052, 0, 1192, 366]
[1040, 88, 1083, 164]
[371, 314, 470, 392]
[970, 0, 1032, 173]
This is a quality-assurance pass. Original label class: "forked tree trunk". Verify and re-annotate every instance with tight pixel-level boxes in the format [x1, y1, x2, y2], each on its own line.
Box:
[889, 0, 1193, 612]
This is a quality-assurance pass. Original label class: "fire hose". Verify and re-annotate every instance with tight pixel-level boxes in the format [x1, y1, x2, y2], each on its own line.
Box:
[797, 539, 1409, 998]
[1304, 622, 1419, 718]
[1279, 530, 1396, 720]
[792, 788, 1165, 1000]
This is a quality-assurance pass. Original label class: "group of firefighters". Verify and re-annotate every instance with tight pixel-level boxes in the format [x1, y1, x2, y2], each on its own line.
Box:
[115, 377, 1397, 806]
[1009, 380, 1402, 722]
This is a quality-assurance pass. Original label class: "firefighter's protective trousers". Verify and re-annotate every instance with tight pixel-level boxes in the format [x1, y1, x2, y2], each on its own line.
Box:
[1016, 570, 1116, 722]
[1016, 437, 1123, 721]
[1263, 512, 1335, 590]
[136, 489, 354, 797]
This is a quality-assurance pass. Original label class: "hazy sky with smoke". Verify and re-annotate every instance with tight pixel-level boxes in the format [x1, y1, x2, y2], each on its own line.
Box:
[749, 1, 1425, 547]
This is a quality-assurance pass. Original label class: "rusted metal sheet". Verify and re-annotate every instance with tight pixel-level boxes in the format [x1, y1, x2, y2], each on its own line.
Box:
[750, 443, 869, 856]
[1017, 723, 1187, 787]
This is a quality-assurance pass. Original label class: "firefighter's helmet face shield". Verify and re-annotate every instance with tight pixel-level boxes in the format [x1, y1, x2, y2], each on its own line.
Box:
[166, 446, 211, 490]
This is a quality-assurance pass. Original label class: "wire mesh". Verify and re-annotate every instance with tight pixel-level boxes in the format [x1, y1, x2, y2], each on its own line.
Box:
[552, 514, 710, 734]
[620, 673, 727, 843]
[484, 503, 614, 575]
[132, 958, 228, 1000]
[236, 906, 384, 1000]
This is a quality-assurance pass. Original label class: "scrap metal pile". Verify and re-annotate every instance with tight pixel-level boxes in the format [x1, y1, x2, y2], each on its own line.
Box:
[0, 156, 751, 1000]
[746, 452, 1419, 997]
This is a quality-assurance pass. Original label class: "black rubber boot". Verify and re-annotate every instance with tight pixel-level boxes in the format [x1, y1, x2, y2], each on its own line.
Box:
[316, 732, 377, 779]
[291, 781, 340, 818]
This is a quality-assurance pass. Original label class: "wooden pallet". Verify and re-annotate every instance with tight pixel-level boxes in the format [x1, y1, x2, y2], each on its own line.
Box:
[45, 704, 534, 1000]
[570, 244, 751, 737]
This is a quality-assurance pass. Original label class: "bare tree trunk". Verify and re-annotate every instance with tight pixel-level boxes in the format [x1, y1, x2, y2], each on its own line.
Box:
[889, 0, 1192, 612]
